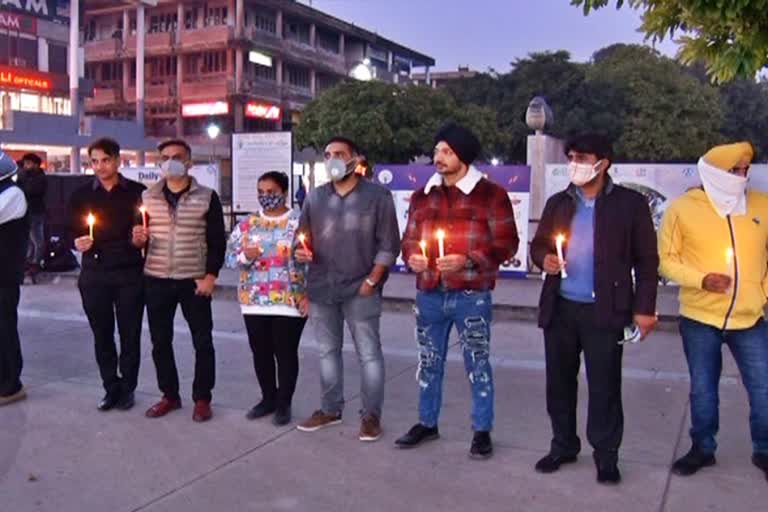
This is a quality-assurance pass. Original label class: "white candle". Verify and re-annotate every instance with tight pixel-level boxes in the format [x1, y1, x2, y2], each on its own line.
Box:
[87, 213, 95, 240]
[419, 240, 427, 258]
[139, 206, 147, 229]
[436, 229, 445, 258]
[556, 234, 568, 279]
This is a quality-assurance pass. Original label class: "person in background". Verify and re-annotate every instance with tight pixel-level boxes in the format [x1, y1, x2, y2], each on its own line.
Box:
[17, 153, 47, 284]
[0, 151, 29, 406]
[659, 142, 768, 481]
[133, 139, 226, 423]
[226, 171, 309, 426]
[69, 138, 146, 412]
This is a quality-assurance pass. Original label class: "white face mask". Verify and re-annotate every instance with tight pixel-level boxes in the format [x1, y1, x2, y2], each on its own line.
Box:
[160, 159, 188, 178]
[568, 160, 602, 187]
[326, 157, 357, 182]
[698, 157, 748, 217]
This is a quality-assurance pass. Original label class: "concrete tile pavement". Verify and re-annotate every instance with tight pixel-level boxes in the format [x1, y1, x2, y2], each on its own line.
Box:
[1, 280, 766, 512]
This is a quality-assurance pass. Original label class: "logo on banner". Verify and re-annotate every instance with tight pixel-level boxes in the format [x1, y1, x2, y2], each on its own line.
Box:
[245, 101, 281, 120]
[0, 10, 36, 33]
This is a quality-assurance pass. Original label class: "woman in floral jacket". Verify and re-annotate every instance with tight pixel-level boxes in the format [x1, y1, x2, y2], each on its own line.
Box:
[226, 171, 308, 426]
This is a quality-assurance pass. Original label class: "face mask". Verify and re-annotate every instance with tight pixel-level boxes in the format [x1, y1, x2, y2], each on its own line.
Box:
[698, 157, 748, 217]
[160, 159, 187, 178]
[258, 192, 285, 211]
[568, 160, 602, 187]
[327, 157, 357, 182]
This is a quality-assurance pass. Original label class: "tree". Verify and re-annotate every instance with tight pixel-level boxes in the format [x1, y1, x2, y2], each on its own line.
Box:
[571, 0, 768, 83]
[294, 80, 505, 164]
[718, 79, 768, 161]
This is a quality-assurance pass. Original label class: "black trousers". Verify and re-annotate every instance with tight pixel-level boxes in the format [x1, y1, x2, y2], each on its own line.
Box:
[243, 314, 307, 407]
[145, 277, 215, 402]
[79, 271, 144, 396]
[543, 298, 624, 464]
[0, 285, 23, 397]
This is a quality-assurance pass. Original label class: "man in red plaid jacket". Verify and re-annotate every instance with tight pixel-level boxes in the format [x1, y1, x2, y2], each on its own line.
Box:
[395, 123, 518, 460]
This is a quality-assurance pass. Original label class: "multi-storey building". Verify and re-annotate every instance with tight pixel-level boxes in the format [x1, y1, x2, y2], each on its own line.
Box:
[82, 0, 435, 159]
[411, 66, 479, 89]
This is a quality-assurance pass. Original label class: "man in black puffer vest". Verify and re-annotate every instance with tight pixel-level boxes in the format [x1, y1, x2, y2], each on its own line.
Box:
[0, 150, 30, 406]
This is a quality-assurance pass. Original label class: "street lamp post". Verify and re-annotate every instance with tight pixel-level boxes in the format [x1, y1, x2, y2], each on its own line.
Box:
[207, 123, 220, 164]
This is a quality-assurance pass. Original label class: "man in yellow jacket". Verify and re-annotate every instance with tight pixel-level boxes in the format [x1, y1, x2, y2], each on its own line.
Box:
[659, 142, 768, 480]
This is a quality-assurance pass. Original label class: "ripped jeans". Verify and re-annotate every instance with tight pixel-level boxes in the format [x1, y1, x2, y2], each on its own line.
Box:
[415, 289, 494, 432]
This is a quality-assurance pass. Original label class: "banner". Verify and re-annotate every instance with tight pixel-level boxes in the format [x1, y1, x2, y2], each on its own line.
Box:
[232, 132, 292, 212]
[546, 163, 768, 230]
[120, 164, 220, 194]
[373, 164, 531, 276]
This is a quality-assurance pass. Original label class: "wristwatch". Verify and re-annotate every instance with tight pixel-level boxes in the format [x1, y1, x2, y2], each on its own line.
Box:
[365, 278, 378, 287]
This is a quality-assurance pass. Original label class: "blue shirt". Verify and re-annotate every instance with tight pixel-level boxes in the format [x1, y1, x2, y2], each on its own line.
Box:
[560, 192, 595, 303]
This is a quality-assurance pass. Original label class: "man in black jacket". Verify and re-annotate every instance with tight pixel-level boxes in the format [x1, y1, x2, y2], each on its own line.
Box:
[69, 138, 146, 412]
[0, 150, 29, 406]
[530, 134, 659, 484]
[17, 153, 47, 283]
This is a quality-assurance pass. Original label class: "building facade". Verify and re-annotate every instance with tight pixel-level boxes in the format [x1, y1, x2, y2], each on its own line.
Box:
[411, 66, 479, 89]
[0, 0, 153, 172]
[82, 0, 435, 160]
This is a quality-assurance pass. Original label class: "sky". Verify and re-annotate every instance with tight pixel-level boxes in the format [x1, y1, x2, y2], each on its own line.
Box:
[301, 0, 679, 71]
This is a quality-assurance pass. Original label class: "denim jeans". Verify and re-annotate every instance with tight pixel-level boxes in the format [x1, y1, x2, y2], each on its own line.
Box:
[415, 289, 494, 432]
[680, 317, 768, 456]
[26, 214, 45, 266]
[310, 293, 385, 418]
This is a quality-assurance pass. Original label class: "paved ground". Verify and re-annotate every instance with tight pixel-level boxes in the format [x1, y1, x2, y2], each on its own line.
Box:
[1, 277, 765, 512]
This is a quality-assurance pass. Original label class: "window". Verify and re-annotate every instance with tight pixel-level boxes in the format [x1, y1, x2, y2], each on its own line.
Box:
[100, 62, 123, 82]
[249, 62, 276, 82]
[316, 74, 340, 93]
[204, 6, 228, 27]
[317, 29, 340, 54]
[251, 10, 276, 34]
[283, 19, 310, 44]
[185, 8, 198, 29]
[149, 12, 178, 34]
[284, 63, 310, 89]
[149, 57, 177, 78]
[49, 43, 68, 74]
[201, 51, 227, 74]
[184, 54, 200, 75]
[0, 35, 38, 68]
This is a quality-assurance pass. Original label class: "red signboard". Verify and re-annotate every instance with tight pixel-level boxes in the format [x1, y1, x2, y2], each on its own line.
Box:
[182, 101, 229, 117]
[0, 66, 51, 91]
[245, 101, 281, 120]
[0, 10, 37, 34]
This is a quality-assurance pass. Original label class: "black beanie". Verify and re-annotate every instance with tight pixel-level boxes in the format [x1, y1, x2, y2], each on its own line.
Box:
[434, 123, 482, 165]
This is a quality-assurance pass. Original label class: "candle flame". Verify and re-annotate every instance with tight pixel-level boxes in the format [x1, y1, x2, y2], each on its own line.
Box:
[86, 213, 95, 226]
[298, 233, 306, 242]
[726, 248, 734, 264]
[436, 229, 445, 240]
[556, 234, 566, 244]
[419, 240, 427, 249]
[139, 206, 146, 214]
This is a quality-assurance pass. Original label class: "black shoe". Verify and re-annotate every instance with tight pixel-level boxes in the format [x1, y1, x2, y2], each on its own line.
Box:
[245, 400, 276, 420]
[535, 453, 578, 474]
[469, 431, 493, 460]
[97, 393, 119, 411]
[752, 453, 768, 481]
[394, 424, 440, 449]
[671, 446, 716, 476]
[273, 405, 292, 426]
[115, 392, 135, 411]
[596, 461, 621, 485]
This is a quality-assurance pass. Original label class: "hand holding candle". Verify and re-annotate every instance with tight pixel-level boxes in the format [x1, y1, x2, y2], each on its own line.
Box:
[555, 234, 568, 278]
[139, 206, 148, 229]
[295, 232, 313, 263]
[419, 240, 428, 258]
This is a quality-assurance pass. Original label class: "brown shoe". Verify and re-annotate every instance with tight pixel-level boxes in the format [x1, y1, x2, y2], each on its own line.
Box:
[192, 400, 212, 422]
[0, 387, 27, 407]
[145, 397, 181, 418]
[359, 414, 382, 442]
[296, 410, 342, 432]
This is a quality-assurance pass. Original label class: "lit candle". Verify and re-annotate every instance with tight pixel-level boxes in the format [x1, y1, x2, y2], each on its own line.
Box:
[419, 240, 427, 258]
[139, 206, 147, 229]
[87, 213, 95, 240]
[436, 229, 445, 258]
[556, 234, 568, 279]
[726, 248, 735, 285]
[298, 233, 309, 252]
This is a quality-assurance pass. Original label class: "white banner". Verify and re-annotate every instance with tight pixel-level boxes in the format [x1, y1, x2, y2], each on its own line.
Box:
[232, 132, 293, 212]
[120, 165, 220, 194]
[546, 163, 768, 229]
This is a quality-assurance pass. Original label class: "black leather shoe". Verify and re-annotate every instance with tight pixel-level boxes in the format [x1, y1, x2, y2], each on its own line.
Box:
[273, 405, 292, 426]
[671, 447, 716, 476]
[752, 453, 768, 481]
[596, 462, 621, 485]
[535, 453, 578, 473]
[245, 401, 276, 420]
[97, 393, 119, 412]
[395, 424, 440, 448]
[115, 392, 135, 411]
[469, 431, 493, 460]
